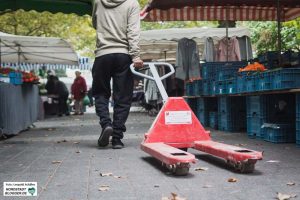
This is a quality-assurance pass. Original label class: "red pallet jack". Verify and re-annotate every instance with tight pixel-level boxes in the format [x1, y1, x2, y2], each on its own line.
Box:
[130, 63, 263, 175]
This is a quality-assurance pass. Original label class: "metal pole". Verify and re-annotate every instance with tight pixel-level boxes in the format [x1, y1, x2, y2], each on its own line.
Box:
[277, 0, 282, 66]
[0, 39, 2, 67]
[226, 7, 229, 62]
[17, 44, 20, 66]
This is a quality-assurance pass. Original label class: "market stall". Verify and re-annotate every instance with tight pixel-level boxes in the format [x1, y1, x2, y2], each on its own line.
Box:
[0, 32, 79, 136]
[140, 0, 300, 146]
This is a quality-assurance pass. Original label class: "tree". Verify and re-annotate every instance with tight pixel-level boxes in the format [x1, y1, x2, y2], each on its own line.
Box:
[0, 10, 96, 57]
[240, 18, 300, 55]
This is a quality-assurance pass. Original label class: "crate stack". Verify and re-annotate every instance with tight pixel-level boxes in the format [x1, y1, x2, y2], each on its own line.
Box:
[246, 96, 268, 139]
[218, 97, 246, 132]
[262, 123, 295, 143]
[209, 112, 218, 129]
[185, 80, 203, 96]
[295, 94, 300, 146]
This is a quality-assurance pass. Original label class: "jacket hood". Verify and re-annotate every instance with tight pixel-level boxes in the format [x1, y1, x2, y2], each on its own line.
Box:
[101, 0, 127, 8]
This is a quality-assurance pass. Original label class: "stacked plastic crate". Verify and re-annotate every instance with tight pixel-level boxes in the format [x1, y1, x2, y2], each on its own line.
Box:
[246, 96, 268, 138]
[218, 96, 246, 132]
[297, 94, 300, 146]
[201, 62, 219, 95]
[209, 112, 218, 129]
[261, 94, 296, 143]
[196, 98, 209, 127]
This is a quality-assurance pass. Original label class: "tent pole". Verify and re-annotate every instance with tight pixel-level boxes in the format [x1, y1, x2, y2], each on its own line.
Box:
[226, 7, 229, 62]
[0, 39, 2, 67]
[17, 44, 20, 67]
[277, 0, 282, 66]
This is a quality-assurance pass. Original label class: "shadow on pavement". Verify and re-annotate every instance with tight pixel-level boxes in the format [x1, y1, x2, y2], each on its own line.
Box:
[141, 157, 196, 178]
[195, 154, 263, 176]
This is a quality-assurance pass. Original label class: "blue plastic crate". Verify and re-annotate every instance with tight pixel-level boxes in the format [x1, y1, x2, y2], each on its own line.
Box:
[247, 116, 266, 138]
[201, 62, 220, 80]
[197, 98, 205, 111]
[256, 71, 272, 91]
[193, 80, 203, 96]
[210, 81, 217, 95]
[246, 95, 268, 117]
[262, 123, 295, 143]
[272, 68, 300, 90]
[215, 80, 227, 95]
[209, 112, 218, 129]
[203, 80, 211, 96]
[185, 82, 194, 96]
[236, 74, 245, 93]
[227, 79, 237, 94]
[217, 62, 246, 81]
[296, 94, 300, 119]
[296, 130, 300, 147]
[196, 109, 209, 127]
[245, 75, 256, 92]
[218, 113, 234, 132]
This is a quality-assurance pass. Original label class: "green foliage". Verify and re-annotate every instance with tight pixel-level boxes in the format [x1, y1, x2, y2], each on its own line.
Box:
[0, 10, 96, 58]
[240, 18, 300, 55]
[141, 21, 218, 31]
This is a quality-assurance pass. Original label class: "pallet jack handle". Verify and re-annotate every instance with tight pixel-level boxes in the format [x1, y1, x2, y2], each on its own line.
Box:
[130, 62, 175, 103]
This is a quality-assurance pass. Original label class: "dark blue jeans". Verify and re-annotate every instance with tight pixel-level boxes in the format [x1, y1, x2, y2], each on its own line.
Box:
[92, 53, 133, 139]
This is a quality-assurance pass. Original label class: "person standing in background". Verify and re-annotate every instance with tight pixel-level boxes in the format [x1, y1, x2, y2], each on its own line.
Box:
[71, 71, 87, 115]
[54, 77, 70, 117]
[92, 0, 143, 149]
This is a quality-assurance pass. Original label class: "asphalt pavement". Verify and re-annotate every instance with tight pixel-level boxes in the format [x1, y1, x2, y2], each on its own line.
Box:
[0, 111, 300, 200]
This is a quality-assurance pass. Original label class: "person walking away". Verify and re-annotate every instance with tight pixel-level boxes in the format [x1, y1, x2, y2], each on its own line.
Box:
[71, 71, 87, 115]
[54, 77, 70, 116]
[92, 0, 143, 149]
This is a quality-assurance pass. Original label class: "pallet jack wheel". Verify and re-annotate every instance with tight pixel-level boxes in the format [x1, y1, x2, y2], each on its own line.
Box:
[231, 161, 255, 173]
[166, 163, 190, 176]
[239, 162, 255, 173]
[174, 166, 190, 176]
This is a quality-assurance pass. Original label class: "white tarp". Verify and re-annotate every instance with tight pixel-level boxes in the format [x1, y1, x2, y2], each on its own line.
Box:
[140, 27, 250, 61]
[0, 32, 79, 65]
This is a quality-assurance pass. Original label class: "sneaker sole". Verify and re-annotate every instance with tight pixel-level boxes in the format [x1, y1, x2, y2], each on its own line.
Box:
[98, 127, 113, 147]
[112, 144, 124, 149]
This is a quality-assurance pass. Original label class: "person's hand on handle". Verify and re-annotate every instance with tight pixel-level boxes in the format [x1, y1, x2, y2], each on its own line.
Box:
[133, 57, 143, 69]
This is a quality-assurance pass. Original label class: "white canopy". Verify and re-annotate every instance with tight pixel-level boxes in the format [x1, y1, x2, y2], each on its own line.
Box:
[0, 32, 79, 66]
[140, 27, 250, 61]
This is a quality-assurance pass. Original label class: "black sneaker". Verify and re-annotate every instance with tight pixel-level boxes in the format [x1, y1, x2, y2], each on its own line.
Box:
[112, 138, 124, 149]
[98, 126, 113, 147]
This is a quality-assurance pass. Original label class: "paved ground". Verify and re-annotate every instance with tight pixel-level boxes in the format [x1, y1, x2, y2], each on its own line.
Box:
[1, 112, 300, 200]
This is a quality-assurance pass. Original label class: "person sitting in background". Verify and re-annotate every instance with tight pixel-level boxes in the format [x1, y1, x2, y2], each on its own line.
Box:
[71, 71, 87, 115]
[54, 77, 70, 117]
[45, 74, 56, 95]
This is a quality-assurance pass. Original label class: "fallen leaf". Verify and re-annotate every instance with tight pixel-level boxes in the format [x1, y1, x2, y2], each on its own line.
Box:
[154, 185, 159, 188]
[73, 142, 80, 144]
[47, 128, 53, 131]
[113, 176, 125, 179]
[98, 185, 110, 192]
[203, 185, 213, 188]
[161, 193, 186, 200]
[52, 161, 62, 164]
[194, 167, 209, 171]
[74, 119, 80, 121]
[228, 178, 238, 183]
[267, 160, 280, 163]
[100, 172, 113, 177]
[75, 150, 81, 154]
[286, 182, 296, 186]
[277, 193, 297, 200]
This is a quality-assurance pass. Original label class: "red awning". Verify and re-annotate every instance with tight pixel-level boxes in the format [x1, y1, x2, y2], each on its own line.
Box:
[141, 0, 300, 21]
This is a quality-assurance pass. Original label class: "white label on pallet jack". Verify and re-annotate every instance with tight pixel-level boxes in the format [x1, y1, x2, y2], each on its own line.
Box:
[165, 111, 192, 124]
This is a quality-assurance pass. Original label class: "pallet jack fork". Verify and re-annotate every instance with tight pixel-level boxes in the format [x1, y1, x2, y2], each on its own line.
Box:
[130, 63, 263, 175]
